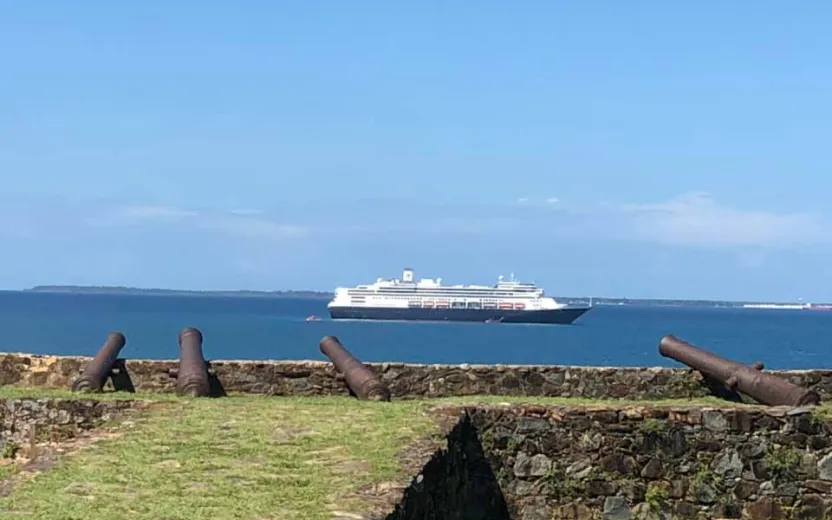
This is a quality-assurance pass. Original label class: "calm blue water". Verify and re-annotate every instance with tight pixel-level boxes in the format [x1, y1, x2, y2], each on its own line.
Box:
[0, 292, 828, 369]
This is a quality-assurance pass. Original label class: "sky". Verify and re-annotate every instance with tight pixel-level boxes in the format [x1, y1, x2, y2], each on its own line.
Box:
[1, 2, 831, 301]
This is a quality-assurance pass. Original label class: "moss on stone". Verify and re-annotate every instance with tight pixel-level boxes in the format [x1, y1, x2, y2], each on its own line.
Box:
[639, 417, 670, 434]
[764, 444, 802, 484]
[644, 481, 670, 512]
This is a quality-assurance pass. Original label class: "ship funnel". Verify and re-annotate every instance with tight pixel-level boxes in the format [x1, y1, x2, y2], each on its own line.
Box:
[402, 268, 414, 283]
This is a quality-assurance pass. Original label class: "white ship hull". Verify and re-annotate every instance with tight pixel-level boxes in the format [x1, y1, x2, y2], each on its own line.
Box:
[328, 305, 590, 324]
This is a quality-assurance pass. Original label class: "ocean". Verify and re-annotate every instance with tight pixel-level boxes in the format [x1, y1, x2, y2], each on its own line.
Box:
[0, 291, 828, 370]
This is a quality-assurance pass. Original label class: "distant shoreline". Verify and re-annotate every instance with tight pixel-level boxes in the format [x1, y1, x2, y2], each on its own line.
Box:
[22, 285, 332, 299]
[16, 285, 828, 308]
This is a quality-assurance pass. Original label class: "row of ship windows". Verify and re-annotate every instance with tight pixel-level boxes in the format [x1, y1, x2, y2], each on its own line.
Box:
[352, 296, 520, 301]
[351, 299, 529, 309]
[348, 292, 537, 298]
[355, 285, 537, 290]
[353, 288, 537, 292]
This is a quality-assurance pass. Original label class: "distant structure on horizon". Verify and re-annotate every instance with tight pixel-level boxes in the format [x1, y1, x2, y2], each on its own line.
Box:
[741, 302, 832, 310]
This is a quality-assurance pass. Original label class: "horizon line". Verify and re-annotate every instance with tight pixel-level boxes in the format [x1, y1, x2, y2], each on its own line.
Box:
[1, 284, 824, 306]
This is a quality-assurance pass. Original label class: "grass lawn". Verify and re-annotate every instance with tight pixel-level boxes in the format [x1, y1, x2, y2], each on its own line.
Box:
[0, 389, 823, 520]
[0, 393, 442, 520]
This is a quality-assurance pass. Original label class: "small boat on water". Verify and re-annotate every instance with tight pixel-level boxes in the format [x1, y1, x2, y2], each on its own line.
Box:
[305, 315, 321, 322]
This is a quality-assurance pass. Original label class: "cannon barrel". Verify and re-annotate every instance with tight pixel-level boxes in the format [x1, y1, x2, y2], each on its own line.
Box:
[71, 332, 127, 392]
[659, 334, 820, 407]
[320, 335, 390, 401]
[176, 327, 211, 397]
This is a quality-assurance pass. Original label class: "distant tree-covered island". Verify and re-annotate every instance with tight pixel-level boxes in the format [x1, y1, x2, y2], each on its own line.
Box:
[559, 296, 829, 308]
[24, 285, 333, 299]
[559, 296, 744, 308]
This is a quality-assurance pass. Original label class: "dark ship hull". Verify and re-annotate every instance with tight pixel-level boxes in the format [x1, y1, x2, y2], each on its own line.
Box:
[328, 305, 591, 324]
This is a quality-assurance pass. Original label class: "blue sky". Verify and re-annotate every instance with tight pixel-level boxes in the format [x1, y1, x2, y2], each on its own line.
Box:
[1, 2, 830, 301]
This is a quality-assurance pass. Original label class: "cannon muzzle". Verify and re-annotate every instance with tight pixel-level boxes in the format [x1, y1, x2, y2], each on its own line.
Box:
[71, 332, 127, 393]
[320, 335, 390, 401]
[175, 327, 211, 397]
[659, 334, 820, 407]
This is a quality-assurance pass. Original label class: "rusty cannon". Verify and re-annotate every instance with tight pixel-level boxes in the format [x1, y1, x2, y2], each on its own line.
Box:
[320, 335, 391, 401]
[659, 334, 820, 407]
[71, 332, 127, 393]
[171, 327, 211, 397]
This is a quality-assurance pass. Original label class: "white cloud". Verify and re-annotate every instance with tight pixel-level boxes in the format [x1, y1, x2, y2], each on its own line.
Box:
[300, 193, 826, 248]
[430, 217, 524, 234]
[233, 258, 264, 274]
[0, 223, 36, 239]
[0, 210, 36, 238]
[380, 192, 825, 248]
[198, 215, 307, 240]
[4, 194, 825, 250]
[83, 204, 306, 240]
[84, 205, 197, 227]
[113, 205, 199, 221]
[736, 251, 767, 269]
[618, 191, 824, 247]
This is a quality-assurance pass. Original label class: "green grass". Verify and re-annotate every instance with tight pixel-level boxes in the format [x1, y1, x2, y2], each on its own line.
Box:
[0, 388, 826, 519]
[429, 394, 744, 407]
[0, 395, 440, 520]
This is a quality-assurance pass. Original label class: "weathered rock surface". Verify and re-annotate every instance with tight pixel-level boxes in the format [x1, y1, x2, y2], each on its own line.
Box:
[3, 352, 832, 400]
[1, 398, 136, 456]
[390, 404, 832, 519]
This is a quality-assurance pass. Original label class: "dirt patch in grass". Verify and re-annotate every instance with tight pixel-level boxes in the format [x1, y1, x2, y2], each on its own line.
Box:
[0, 427, 123, 497]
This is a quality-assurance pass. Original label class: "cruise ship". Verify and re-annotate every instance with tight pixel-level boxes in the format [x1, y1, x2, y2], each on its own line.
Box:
[327, 268, 592, 324]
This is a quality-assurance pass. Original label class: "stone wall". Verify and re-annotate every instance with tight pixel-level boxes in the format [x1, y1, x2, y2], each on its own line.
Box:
[2, 352, 832, 401]
[1, 398, 136, 455]
[441, 404, 832, 519]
